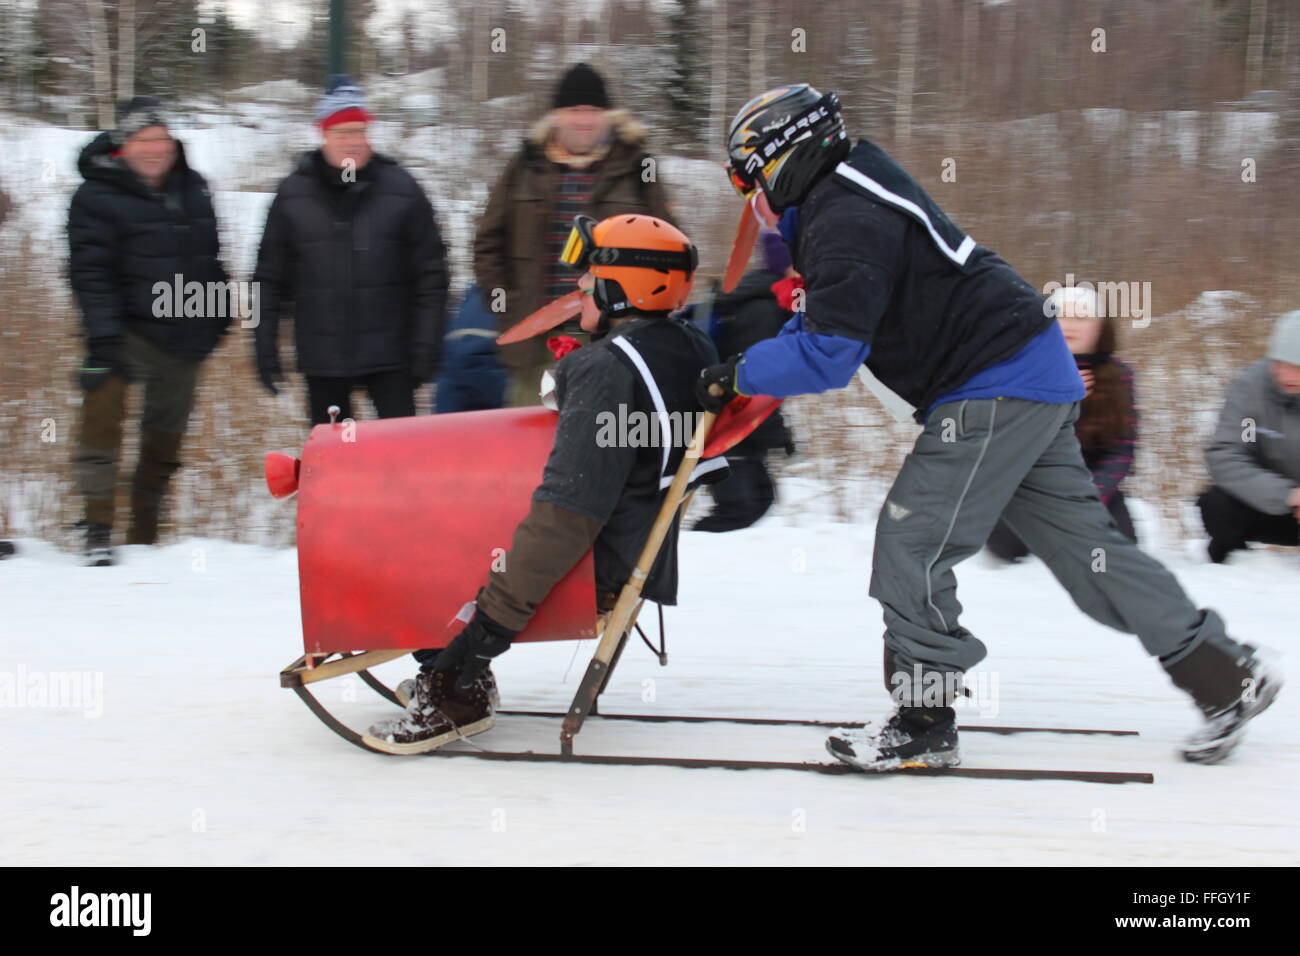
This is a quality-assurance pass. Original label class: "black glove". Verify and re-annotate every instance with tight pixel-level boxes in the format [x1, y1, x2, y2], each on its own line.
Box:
[410, 344, 439, 389]
[258, 360, 285, 396]
[79, 336, 126, 391]
[431, 612, 516, 692]
[695, 354, 743, 413]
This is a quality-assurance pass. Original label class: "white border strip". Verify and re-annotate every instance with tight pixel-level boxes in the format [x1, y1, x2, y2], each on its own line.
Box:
[835, 162, 976, 267]
[613, 337, 673, 479]
[613, 336, 730, 489]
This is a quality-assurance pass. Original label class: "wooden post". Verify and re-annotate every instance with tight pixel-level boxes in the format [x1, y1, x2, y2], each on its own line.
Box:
[560, 407, 718, 752]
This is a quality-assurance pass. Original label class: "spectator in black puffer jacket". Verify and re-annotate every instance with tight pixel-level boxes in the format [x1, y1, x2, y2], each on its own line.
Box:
[693, 231, 796, 532]
[67, 96, 230, 565]
[253, 76, 449, 425]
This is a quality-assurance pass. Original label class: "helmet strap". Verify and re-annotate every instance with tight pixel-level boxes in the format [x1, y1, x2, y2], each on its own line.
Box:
[594, 276, 634, 318]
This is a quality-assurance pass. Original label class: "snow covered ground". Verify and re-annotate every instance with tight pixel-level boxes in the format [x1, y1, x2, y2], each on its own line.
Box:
[3, 501, 1296, 866]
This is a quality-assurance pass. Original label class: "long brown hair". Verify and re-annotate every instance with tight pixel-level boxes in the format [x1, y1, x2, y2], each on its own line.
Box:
[1075, 312, 1134, 454]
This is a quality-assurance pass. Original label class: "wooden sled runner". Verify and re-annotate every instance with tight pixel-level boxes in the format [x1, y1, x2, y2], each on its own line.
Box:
[271, 401, 1153, 785]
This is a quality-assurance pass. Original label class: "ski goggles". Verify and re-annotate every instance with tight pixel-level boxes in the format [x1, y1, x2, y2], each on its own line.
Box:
[724, 159, 757, 197]
[560, 216, 600, 269]
[559, 215, 699, 273]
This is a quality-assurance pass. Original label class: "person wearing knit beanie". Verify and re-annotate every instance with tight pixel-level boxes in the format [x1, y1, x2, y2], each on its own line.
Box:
[548, 63, 613, 162]
[253, 72, 450, 427]
[316, 75, 375, 174]
[473, 60, 674, 407]
[111, 95, 176, 189]
[111, 95, 170, 146]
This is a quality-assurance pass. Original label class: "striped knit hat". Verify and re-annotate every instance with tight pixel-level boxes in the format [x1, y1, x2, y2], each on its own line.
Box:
[316, 75, 373, 130]
[111, 96, 170, 145]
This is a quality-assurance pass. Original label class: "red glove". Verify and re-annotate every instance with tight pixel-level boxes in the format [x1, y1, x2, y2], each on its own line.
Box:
[770, 275, 805, 312]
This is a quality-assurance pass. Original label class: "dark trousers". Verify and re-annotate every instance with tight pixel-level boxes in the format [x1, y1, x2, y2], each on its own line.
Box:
[692, 456, 776, 533]
[306, 370, 414, 425]
[1198, 485, 1300, 562]
[74, 331, 200, 537]
[987, 490, 1136, 562]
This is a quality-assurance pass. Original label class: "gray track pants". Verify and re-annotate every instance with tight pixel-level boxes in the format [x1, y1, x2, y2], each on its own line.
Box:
[869, 398, 1241, 693]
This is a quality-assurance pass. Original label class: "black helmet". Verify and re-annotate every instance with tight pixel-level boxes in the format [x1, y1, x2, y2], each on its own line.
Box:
[725, 84, 849, 213]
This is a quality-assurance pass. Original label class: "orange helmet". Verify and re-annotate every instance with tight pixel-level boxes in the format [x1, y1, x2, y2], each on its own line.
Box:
[561, 214, 698, 316]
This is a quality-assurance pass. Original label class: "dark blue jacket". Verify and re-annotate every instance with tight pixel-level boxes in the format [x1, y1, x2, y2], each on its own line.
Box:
[736, 140, 1083, 421]
[434, 285, 506, 413]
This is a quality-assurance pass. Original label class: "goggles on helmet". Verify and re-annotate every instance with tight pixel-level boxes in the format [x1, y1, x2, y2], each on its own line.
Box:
[560, 215, 698, 273]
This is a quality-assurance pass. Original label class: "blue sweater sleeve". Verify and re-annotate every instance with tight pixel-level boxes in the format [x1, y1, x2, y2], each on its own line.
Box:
[735, 312, 872, 398]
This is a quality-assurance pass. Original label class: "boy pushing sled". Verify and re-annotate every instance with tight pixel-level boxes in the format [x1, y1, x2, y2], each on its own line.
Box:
[699, 84, 1282, 771]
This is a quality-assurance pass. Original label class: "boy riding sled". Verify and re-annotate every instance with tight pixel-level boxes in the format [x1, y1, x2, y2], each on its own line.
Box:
[366, 214, 726, 754]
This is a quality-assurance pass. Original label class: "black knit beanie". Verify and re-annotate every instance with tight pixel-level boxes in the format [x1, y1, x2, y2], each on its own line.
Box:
[553, 63, 610, 109]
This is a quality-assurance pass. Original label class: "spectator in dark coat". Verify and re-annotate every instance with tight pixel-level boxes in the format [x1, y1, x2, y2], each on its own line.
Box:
[473, 63, 674, 407]
[253, 76, 449, 425]
[67, 96, 230, 565]
[1198, 310, 1300, 563]
[986, 287, 1139, 562]
[693, 231, 796, 532]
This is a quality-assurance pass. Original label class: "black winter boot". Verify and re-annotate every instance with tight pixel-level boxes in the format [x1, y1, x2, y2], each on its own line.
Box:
[827, 706, 960, 771]
[1164, 641, 1281, 764]
[79, 521, 115, 567]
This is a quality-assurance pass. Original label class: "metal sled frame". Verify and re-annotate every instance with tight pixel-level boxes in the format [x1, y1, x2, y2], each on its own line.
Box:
[278, 409, 1156, 785]
[277, 648, 1153, 782]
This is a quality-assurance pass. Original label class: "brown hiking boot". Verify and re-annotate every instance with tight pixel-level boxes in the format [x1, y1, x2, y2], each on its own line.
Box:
[363, 668, 495, 755]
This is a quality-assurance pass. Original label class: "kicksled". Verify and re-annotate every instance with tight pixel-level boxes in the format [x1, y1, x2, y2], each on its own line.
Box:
[269, 400, 1153, 785]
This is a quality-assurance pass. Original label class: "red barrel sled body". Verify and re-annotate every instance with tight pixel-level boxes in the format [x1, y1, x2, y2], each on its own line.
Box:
[268, 407, 597, 657]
